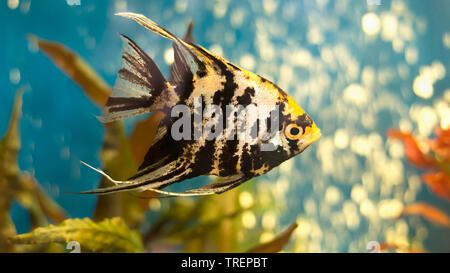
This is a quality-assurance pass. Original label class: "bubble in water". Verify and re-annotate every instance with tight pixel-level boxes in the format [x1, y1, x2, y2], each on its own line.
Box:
[381, 12, 398, 41]
[240, 54, 256, 70]
[209, 44, 223, 56]
[164, 48, 174, 65]
[175, 0, 187, 13]
[405, 46, 418, 65]
[413, 76, 433, 99]
[7, 0, 19, 10]
[213, 2, 228, 19]
[241, 211, 256, 229]
[334, 129, 349, 149]
[378, 199, 403, 219]
[114, 0, 127, 13]
[362, 13, 381, 36]
[343, 84, 368, 106]
[230, 8, 245, 28]
[259, 232, 274, 243]
[9, 68, 20, 84]
[325, 186, 342, 205]
[262, 211, 277, 230]
[443, 32, 450, 49]
[239, 191, 254, 209]
[66, 0, 81, 6]
[351, 185, 368, 203]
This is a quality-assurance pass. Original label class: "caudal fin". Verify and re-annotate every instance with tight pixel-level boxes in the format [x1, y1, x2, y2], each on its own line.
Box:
[100, 35, 178, 123]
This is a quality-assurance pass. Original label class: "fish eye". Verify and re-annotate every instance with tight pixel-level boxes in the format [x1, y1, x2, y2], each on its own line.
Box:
[285, 124, 303, 140]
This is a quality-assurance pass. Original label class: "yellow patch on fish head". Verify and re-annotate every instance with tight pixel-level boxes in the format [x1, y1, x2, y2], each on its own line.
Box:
[302, 122, 321, 148]
[241, 69, 321, 153]
[284, 94, 307, 118]
[282, 95, 321, 154]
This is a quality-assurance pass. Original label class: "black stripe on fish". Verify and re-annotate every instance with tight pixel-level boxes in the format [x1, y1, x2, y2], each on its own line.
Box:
[226, 61, 241, 71]
[117, 66, 151, 92]
[137, 142, 179, 173]
[241, 143, 253, 176]
[261, 102, 283, 138]
[236, 87, 255, 105]
[238, 141, 287, 177]
[186, 46, 207, 78]
[188, 94, 215, 175]
[152, 166, 198, 190]
[218, 100, 248, 176]
[212, 90, 222, 105]
[171, 40, 198, 101]
[191, 45, 238, 107]
[218, 140, 240, 176]
[192, 45, 242, 176]
[258, 75, 290, 103]
[196, 69, 207, 78]
[118, 12, 207, 79]
[188, 174, 249, 194]
[172, 41, 207, 79]
[250, 144, 264, 171]
[106, 96, 153, 112]
[220, 69, 238, 107]
[100, 35, 172, 122]
[192, 141, 216, 175]
[175, 72, 195, 103]
[104, 166, 190, 194]
[295, 112, 313, 131]
[137, 120, 180, 172]
[120, 34, 167, 95]
[189, 44, 244, 193]
[250, 144, 285, 176]
[259, 145, 286, 171]
[287, 137, 300, 153]
[169, 21, 195, 83]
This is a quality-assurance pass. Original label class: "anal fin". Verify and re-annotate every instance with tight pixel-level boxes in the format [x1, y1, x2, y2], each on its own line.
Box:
[143, 175, 249, 198]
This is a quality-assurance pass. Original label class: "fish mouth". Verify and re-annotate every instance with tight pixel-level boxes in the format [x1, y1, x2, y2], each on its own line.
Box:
[303, 126, 321, 147]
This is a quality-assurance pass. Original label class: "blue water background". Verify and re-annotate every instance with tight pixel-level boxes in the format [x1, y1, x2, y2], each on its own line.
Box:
[1, 0, 449, 252]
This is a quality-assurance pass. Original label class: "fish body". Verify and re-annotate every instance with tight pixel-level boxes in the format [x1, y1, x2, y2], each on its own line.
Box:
[82, 12, 321, 196]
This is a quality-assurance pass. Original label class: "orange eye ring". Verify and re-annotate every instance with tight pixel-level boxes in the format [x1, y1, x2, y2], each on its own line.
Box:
[285, 124, 303, 140]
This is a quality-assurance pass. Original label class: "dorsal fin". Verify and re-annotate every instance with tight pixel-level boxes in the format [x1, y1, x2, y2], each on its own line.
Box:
[169, 20, 194, 83]
[116, 12, 209, 78]
[170, 41, 195, 85]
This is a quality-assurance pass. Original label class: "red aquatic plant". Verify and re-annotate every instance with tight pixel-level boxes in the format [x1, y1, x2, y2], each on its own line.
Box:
[386, 130, 436, 169]
[429, 127, 450, 163]
[401, 202, 450, 227]
[421, 172, 450, 202]
[387, 127, 450, 202]
[387, 127, 450, 231]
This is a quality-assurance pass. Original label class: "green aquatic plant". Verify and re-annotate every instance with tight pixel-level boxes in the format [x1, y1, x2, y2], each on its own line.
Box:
[11, 217, 143, 253]
[0, 88, 67, 252]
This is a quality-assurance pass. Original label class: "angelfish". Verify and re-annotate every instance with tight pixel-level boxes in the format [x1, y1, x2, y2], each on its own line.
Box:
[81, 12, 321, 196]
